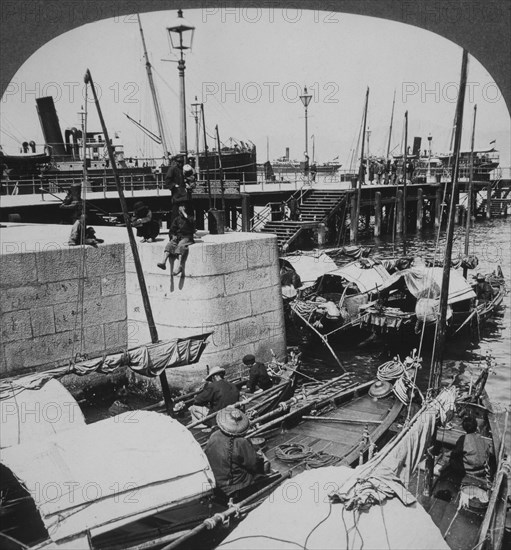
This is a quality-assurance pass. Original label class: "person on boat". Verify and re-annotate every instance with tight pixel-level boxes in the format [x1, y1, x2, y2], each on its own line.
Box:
[132, 201, 159, 243]
[204, 407, 269, 501]
[157, 205, 195, 276]
[243, 354, 273, 393]
[164, 154, 187, 224]
[108, 386, 132, 417]
[68, 211, 103, 247]
[435, 416, 495, 498]
[189, 367, 240, 429]
[475, 273, 494, 303]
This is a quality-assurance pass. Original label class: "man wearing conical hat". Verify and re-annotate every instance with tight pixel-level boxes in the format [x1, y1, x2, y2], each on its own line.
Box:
[205, 407, 267, 499]
[189, 367, 239, 430]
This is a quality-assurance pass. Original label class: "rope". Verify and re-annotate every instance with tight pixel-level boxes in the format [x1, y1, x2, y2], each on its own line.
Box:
[377, 359, 405, 381]
[275, 444, 339, 469]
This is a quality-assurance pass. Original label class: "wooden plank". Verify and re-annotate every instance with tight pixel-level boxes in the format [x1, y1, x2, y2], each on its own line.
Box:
[294, 423, 364, 446]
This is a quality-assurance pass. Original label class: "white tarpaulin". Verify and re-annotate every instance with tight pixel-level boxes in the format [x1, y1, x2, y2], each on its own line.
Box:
[0, 379, 86, 450]
[0, 411, 215, 543]
[329, 260, 392, 294]
[219, 466, 449, 550]
[282, 253, 338, 288]
[381, 266, 476, 305]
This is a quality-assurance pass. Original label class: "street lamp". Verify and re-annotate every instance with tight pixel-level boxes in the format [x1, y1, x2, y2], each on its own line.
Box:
[167, 9, 195, 156]
[191, 96, 201, 179]
[427, 133, 433, 182]
[299, 86, 312, 158]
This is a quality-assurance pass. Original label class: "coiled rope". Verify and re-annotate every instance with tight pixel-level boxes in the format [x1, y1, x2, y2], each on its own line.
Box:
[275, 443, 339, 469]
[377, 360, 405, 381]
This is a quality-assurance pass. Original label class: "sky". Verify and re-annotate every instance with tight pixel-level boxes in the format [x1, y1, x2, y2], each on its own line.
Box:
[1, 8, 510, 168]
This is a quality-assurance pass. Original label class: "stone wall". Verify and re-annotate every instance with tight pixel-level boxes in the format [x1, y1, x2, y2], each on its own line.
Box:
[126, 232, 287, 386]
[0, 243, 127, 377]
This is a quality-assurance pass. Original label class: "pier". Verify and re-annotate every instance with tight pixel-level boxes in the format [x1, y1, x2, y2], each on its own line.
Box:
[2, 177, 509, 253]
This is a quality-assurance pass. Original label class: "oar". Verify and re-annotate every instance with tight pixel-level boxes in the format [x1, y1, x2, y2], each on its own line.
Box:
[185, 382, 289, 429]
[453, 307, 480, 334]
[291, 307, 346, 372]
[302, 415, 382, 425]
[160, 471, 292, 550]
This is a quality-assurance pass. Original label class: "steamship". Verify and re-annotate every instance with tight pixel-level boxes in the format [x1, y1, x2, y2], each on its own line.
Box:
[0, 96, 258, 194]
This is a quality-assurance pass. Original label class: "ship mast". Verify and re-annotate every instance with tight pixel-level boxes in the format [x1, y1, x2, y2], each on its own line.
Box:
[431, 49, 469, 392]
[137, 13, 170, 162]
[463, 104, 477, 278]
[353, 87, 369, 242]
[386, 90, 396, 160]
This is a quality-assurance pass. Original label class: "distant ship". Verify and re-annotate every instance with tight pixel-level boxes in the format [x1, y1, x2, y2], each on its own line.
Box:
[257, 147, 341, 179]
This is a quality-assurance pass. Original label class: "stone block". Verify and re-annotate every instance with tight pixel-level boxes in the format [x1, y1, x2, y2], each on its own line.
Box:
[35, 247, 89, 284]
[224, 266, 276, 295]
[1, 310, 32, 343]
[54, 295, 127, 332]
[1, 278, 102, 314]
[101, 273, 126, 296]
[30, 306, 56, 337]
[192, 241, 249, 276]
[229, 315, 269, 348]
[126, 271, 226, 300]
[250, 286, 284, 316]
[245, 236, 279, 268]
[104, 320, 128, 350]
[0, 252, 38, 288]
[85, 244, 125, 276]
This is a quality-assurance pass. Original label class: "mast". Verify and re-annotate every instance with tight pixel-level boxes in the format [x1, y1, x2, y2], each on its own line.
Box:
[403, 110, 408, 254]
[354, 87, 369, 242]
[463, 104, 477, 278]
[386, 90, 396, 159]
[137, 13, 170, 163]
[312, 135, 315, 164]
[201, 103, 212, 209]
[215, 125, 226, 212]
[431, 49, 469, 392]
[85, 69, 174, 416]
[80, 99, 88, 245]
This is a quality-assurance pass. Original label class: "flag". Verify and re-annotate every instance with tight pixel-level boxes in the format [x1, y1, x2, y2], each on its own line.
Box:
[333, 156, 339, 160]
[490, 139, 496, 144]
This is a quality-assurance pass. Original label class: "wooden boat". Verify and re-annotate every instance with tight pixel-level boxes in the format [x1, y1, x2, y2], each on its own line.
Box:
[0, 370, 411, 550]
[219, 363, 509, 550]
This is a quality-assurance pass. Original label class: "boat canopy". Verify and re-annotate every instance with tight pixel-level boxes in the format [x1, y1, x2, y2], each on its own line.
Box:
[0, 378, 86, 450]
[220, 465, 449, 550]
[282, 253, 338, 289]
[322, 260, 392, 294]
[379, 266, 476, 305]
[0, 411, 215, 543]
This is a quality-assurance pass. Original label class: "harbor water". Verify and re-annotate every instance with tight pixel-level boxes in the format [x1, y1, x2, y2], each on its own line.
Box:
[294, 217, 511, 444]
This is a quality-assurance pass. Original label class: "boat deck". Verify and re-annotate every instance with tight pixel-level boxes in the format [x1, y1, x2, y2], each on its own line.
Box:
[261, 390, 401, 476]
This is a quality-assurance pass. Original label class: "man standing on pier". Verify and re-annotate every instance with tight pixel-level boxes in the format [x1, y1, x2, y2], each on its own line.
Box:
[164, 154, 187, 224]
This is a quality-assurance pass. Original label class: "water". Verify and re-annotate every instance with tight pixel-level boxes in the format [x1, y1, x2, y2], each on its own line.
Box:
[293, 217, 511, 443]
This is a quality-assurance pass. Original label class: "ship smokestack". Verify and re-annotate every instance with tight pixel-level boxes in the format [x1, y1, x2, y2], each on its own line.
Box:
[285, 147, 289, 161]
[412, 137, 422, 157]
[36, 96, 69, 159]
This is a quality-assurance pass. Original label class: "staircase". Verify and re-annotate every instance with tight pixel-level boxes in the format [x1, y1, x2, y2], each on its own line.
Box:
[478, 179, 511, 218]
[259, 189, 347, 250]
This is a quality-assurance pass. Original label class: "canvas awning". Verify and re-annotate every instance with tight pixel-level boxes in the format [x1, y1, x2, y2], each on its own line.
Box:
[0, 411, 215, 543]
[220, 466, 449, 550]
[325, 260, 392, 294]
[282, 253, 338, 289]
[380, 266, 476, 305]
[0, 378, 86, 450]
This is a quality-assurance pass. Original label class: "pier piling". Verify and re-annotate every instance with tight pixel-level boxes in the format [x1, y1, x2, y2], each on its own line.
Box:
[374, 192, 382, 237]
[396, 189, 403, 234]
[416, 188, 423, 231]
[435, 188, 442, 228]
[350, 194, 357, 241]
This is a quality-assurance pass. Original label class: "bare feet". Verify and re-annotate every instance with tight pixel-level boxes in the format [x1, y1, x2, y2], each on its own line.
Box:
[157, 262, 166, 270]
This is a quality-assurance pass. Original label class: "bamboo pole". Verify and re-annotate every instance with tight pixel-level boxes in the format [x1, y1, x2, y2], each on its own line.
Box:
[432, 49, 469, 392]
[85, 69, 174, 415]
[463, 104, 477, 279]
[354, 87, 369, 242]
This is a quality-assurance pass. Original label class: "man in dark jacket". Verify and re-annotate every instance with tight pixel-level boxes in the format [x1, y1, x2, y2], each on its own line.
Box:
[189, 367, 240, 429]
[205, 407, 267, 498]
[243, 354, 273, 393]
[164, 154, 187, 224]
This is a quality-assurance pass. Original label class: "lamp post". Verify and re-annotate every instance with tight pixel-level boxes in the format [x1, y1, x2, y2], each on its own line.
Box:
[299, 86, 312, 157]
[427, 133, 433, 182]
[167, 9, 195, 156]
[191, 96, 201, 179]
